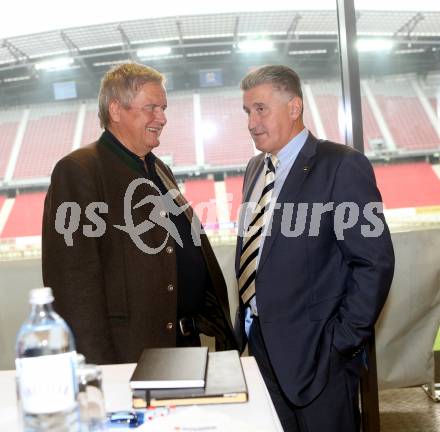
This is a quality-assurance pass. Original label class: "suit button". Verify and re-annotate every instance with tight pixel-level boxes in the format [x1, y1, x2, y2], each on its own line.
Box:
[166, 322, 174, 330]
[160, 210, 167, 217]
[167, 284, 174, 292]
[166, 246, 174, 254]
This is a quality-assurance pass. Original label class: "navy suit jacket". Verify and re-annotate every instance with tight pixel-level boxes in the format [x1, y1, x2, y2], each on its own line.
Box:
[235, 132, 395, 406]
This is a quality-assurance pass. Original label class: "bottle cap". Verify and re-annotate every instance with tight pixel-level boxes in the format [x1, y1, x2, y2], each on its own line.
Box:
[29, 287, 54, 305]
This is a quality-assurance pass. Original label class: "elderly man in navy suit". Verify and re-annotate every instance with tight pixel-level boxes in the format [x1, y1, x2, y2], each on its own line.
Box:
[235, 65, 394, 432]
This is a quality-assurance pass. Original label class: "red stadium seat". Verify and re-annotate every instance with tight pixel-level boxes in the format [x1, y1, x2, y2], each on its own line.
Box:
[376, 95, 440, 151]
[81, 107, 102, 146]
[0, 195, 6, 214]
[0, 121, 18, 180]
[200, 91, 254, 166]
[374, 162, 440, 209]
[224, 176, 244, 223]
[183, 178, 218, 227]
[156, 94, 197, 167]
[0, 192, 46, 238]
[13, 106, 78, 179]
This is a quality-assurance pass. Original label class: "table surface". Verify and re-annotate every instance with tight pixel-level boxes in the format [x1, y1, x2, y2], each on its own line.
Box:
[0, 356, 282, 431]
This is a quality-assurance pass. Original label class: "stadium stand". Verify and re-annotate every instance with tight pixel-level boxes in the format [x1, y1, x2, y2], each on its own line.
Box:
[310, 82, 345, 144]
[302, 101, 317, 139]
[81, 102, 102, 146]
[374, 162, 440, 209]
[183, 178, 218, 226]
[361, 98, 379, 153]
[309, 82, 385, 152]
[0, 78, 439, 240]
[0, 164, 439, 239]
[0, 195, 8, 240]
[376, 95, 440, 150]
[0, 111, 20, 180]
[200, 90, 254, 166]
[423, 72, 440, 117]
[13, 103, 79, 179]
[0, 79, 438, 184]
[224, 175, 244, 223]
[155, 93, 197, 167]
[0, 192, 46, 238]
[430, 97, 438, 116]
[370, 80, 440, 151]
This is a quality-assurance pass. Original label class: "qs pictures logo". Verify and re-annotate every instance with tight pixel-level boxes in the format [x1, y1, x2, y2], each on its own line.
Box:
[54, 179, 191, 254]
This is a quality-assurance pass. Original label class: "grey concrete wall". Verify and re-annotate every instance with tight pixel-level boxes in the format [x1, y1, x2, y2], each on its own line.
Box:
[0, 248, 237, 371]
[0, 259, 43, 370]
[376, 228, 440, 389]
[1, 231, 439, 391]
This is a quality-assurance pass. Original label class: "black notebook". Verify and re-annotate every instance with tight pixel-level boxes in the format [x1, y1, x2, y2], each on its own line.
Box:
[132, 350, 248, 407]
[129, 347, 208, 390]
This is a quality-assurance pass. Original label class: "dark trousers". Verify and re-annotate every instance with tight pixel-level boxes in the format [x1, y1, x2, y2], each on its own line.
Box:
[248, 317, 361, 432]
[176, 332, 201, 347]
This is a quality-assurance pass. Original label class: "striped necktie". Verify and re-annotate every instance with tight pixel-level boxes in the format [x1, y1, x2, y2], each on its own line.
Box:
[239, 154, 278, 306]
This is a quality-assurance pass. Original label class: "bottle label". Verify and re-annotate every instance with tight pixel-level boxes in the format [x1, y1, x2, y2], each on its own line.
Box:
[16, 351, 77, 414]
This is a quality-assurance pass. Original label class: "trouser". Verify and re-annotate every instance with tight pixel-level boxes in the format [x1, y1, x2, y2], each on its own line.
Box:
[248, 317, 361, 432]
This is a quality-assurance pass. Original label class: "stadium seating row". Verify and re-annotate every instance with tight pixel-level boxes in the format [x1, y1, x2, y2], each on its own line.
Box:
[1, 162, 440, 239]
[0, 80, 439, 181]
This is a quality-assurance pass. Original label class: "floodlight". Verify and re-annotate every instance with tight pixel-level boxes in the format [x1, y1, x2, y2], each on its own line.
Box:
[237, 40, 274, 53]
[137, 46, 172, 58]
[202, 121, 218, 140]
[289, 49, 327, 55]
[356, 39, 393, 52]
[394, 48, 425, 55]
[35, 57, 74, 71]
[3, 76, 31, 83]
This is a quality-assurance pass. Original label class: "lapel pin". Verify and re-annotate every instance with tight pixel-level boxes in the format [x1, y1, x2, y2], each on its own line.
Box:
[303, 166, 309, 171]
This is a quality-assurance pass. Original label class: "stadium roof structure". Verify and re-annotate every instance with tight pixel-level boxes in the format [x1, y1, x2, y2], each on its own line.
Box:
[1, 9, 439, 83]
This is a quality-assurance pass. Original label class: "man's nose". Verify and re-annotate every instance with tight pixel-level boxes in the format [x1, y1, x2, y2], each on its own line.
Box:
[248, 112, 258, 132]
[155, 108, 167, 125]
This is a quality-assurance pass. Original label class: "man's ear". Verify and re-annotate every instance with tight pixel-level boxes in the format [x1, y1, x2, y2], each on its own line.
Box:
[108, 99, 121, 123]
[289, 96, 303, 120]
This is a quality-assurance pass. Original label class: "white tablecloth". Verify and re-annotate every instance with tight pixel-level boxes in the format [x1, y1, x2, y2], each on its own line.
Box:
[0, 356, 282, 431]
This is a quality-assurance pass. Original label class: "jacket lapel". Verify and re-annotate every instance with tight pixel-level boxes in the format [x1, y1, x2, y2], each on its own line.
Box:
[154, 161, 198, 226]
[235, 154, 265, 275]
[257, 133, 319, 272]
[243, 154, 265, 203]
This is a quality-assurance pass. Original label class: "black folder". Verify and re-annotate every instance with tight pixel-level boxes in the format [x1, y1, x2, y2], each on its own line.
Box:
[129, 347, 208, 390]
[132, 350, 248, 407]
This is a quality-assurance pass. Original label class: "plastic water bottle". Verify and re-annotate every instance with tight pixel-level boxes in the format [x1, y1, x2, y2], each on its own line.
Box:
[15, 287, 80, 431]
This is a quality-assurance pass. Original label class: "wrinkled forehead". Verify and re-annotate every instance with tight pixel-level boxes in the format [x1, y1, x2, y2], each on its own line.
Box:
[134, 81, 167, 101]
[243, 83, 288, 107]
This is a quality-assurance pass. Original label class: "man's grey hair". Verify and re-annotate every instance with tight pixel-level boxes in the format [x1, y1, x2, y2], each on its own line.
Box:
[240, 65, 303, 100]
[98, 62, 165, 128]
